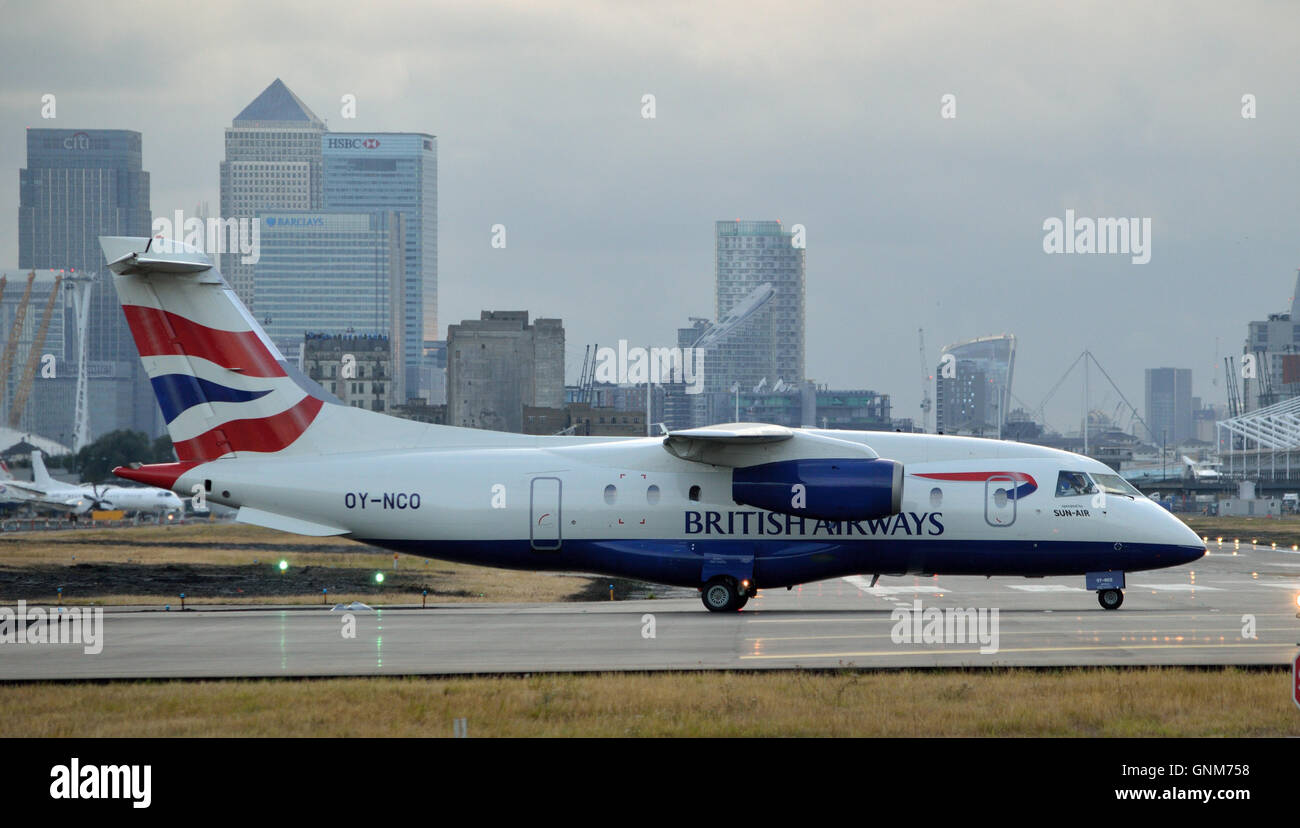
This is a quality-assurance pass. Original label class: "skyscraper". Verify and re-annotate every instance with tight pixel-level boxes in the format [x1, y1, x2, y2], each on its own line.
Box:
[323, 132, 437, 400]
[714, 220, 805, 393]
[220, 79, 325, 309]
[18, 128, 154, 440]
[1145, 367, 1192, 447]
[254, 211, 406, 403]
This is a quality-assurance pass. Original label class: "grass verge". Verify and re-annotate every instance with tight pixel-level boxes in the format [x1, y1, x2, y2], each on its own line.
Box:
[3, 667, 1297, 737]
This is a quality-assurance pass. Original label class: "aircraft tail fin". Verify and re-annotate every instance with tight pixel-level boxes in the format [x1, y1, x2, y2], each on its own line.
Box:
[100, 235, 579, 480]
[100, 236, 341, 463]
[31, 451, 53, 486]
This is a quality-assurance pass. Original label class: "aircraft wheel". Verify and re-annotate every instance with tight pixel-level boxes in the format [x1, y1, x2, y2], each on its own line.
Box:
[1097, 588, 1124, 610]
[701, 578, 741, 612]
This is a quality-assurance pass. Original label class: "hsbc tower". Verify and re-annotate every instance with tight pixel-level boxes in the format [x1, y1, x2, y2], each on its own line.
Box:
[324, 132, 437, 402]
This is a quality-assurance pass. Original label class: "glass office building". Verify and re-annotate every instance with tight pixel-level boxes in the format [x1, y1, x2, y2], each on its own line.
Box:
[254, 211, 406, 402]
[18, 128, 155, 439]
[220, 79, 326, 310]
[324, 132, 436, 401]
[714, 220, 805, 393]
[1145, 367, 1193, 446]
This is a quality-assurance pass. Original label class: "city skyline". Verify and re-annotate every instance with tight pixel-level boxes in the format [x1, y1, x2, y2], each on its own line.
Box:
[2, 2, 1297, 433]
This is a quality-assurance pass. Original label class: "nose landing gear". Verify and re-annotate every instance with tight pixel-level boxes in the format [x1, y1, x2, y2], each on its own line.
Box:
[1097, 588, 1124, 610]
[1086, 571, 1127, 610]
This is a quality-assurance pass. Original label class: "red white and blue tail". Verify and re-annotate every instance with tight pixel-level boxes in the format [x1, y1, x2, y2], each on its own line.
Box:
[101, 236, 334, 464]
[100, 236, 554, 489]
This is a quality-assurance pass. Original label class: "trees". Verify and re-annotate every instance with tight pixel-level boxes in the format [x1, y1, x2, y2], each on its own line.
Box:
[75, 430, 174, 484]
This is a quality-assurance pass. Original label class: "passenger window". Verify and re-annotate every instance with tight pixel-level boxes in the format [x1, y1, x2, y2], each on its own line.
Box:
[689, 485, 701, 502]
[646, 484, 661, 505]
[1055, 471, 1096, 497]
[603, 484, 617, 505]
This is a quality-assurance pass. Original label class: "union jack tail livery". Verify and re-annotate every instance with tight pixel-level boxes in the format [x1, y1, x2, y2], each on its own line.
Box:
[102, 236, 337, 463]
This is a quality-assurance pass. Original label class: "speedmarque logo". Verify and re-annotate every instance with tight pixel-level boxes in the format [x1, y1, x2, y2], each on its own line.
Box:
[50, 758, 151, 808]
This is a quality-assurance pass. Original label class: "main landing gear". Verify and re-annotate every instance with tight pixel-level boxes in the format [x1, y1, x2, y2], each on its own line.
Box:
[1097, 588, 1124, 610]
[701, 577, 756, 612]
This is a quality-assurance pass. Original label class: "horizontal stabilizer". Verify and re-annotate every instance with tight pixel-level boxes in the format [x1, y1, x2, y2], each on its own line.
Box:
[102, 237, 214, 277]
[235, 506, 348, 537]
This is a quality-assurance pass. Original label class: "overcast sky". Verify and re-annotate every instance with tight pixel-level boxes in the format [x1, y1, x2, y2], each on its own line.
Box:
[2, 0, 1297, 432]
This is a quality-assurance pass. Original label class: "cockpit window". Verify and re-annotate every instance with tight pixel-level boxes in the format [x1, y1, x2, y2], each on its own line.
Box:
[1055, 471, 1097, 497]
[1091, 473, 1142, 497]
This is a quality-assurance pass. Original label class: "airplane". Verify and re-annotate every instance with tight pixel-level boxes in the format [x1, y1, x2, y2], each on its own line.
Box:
[1180, 455, 1221, 481]
[2, 451, 184, 516]
[80, 481, 186, 516]
[0, 452, 94, 513]
[100, 235, 1206, 612]
[0, 461, 28, 511]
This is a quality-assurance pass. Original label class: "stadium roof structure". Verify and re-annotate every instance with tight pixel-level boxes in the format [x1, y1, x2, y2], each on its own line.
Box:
[1216, 394, 1300, 451]
[0, 427, 71, 458]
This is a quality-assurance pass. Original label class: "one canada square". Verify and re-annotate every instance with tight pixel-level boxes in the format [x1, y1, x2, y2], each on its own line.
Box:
[220, 79, 436, 400]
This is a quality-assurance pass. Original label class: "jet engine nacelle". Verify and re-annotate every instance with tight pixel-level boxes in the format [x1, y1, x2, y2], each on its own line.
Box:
[731, 458, 904, 521]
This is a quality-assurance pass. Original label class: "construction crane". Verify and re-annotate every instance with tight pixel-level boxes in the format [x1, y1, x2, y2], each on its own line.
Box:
[9, 274, 62, 428]
[0, 271, 36, 413]
[1254, 348, 1275, 409]
[578, 342, 598, 404]
[1224, 355, 1242, 419]
[576, 344, 591, 403]
[918, 328, 932, 433]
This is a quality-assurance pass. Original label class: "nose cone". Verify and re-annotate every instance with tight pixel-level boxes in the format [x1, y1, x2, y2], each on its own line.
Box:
[1161, 510, 1207, 564]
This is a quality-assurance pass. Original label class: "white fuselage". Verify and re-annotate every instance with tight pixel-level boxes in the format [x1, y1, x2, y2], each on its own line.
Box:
[166, 429, 1205, 587]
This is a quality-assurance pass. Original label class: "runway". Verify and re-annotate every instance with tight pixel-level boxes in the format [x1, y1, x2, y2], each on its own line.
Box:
[2, 541, 1298, 679]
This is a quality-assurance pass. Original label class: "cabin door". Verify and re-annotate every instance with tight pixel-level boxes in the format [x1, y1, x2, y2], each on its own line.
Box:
[984, 474, 1017, 527]
[530, 477, 562, 550]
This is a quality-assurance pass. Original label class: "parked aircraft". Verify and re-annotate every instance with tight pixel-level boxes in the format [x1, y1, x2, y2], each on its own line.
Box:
[2, 451, 183, 515]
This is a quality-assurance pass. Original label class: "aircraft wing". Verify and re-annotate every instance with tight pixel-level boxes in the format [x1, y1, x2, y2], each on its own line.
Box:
[663, 422, 878, 467]
[3, 481, 50, 497]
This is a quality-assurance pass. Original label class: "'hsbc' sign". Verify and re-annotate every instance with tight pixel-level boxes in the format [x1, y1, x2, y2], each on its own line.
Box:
[326, 137, 381, 150]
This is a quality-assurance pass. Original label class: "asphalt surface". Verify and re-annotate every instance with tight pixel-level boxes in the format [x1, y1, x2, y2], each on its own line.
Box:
[2, 541, 1298, 679]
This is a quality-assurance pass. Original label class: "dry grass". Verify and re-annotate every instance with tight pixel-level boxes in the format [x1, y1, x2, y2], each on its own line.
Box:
[1183, 515, 1300, 548]
[0, 523, 594, 605]
[2, 668, 1296, 737]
